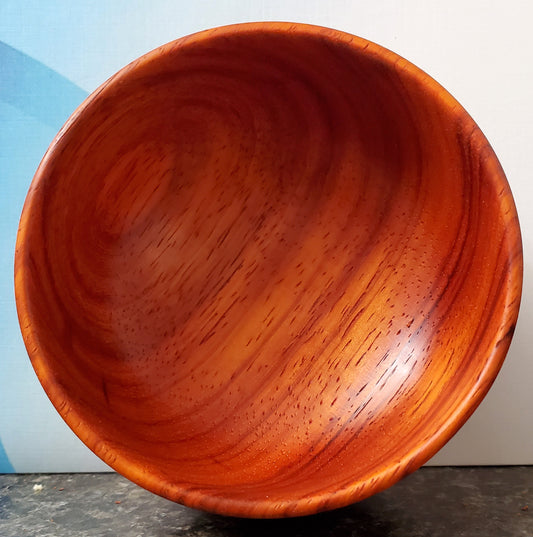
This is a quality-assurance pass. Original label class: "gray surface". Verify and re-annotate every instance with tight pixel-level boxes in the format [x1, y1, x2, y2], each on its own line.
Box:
[0, 467, 531, 536]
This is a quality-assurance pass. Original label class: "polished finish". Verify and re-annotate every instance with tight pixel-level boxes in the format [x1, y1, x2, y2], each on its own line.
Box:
[15, 22, 522, 518]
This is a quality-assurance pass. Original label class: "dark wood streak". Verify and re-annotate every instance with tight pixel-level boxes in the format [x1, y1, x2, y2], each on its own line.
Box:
[15, 22, 522, 518]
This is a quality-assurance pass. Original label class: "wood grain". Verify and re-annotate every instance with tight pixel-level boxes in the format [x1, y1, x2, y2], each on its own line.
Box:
[15, 22, 522, 518]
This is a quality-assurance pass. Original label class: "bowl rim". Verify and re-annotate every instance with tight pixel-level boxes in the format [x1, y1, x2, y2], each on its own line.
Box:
[14, 21, 523, 518]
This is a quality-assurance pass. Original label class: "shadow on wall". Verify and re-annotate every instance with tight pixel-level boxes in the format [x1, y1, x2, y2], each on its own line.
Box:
[0, 41, 88, 473]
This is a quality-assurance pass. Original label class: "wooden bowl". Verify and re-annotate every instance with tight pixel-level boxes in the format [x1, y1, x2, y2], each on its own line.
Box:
[15, 22, 522, 518]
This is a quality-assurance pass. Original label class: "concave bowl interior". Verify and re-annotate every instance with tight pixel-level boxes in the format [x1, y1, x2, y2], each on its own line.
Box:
[15, 23, 522, 518]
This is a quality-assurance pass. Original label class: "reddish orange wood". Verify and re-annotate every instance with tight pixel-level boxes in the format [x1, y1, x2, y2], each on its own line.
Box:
[15, 22, 522, 518]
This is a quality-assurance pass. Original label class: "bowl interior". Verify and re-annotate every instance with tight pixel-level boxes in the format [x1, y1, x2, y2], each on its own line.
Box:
[16, 24, 521, 517]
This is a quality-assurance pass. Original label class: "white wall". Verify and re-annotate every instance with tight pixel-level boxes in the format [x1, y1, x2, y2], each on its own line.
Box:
[1, 0, 531, 470]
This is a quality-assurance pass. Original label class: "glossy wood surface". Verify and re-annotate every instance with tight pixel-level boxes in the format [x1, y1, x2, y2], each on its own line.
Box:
[15, 23, 522, 518]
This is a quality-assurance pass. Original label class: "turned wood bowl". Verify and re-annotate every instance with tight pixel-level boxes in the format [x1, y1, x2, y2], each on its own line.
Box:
[15, 22, 522, 518]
